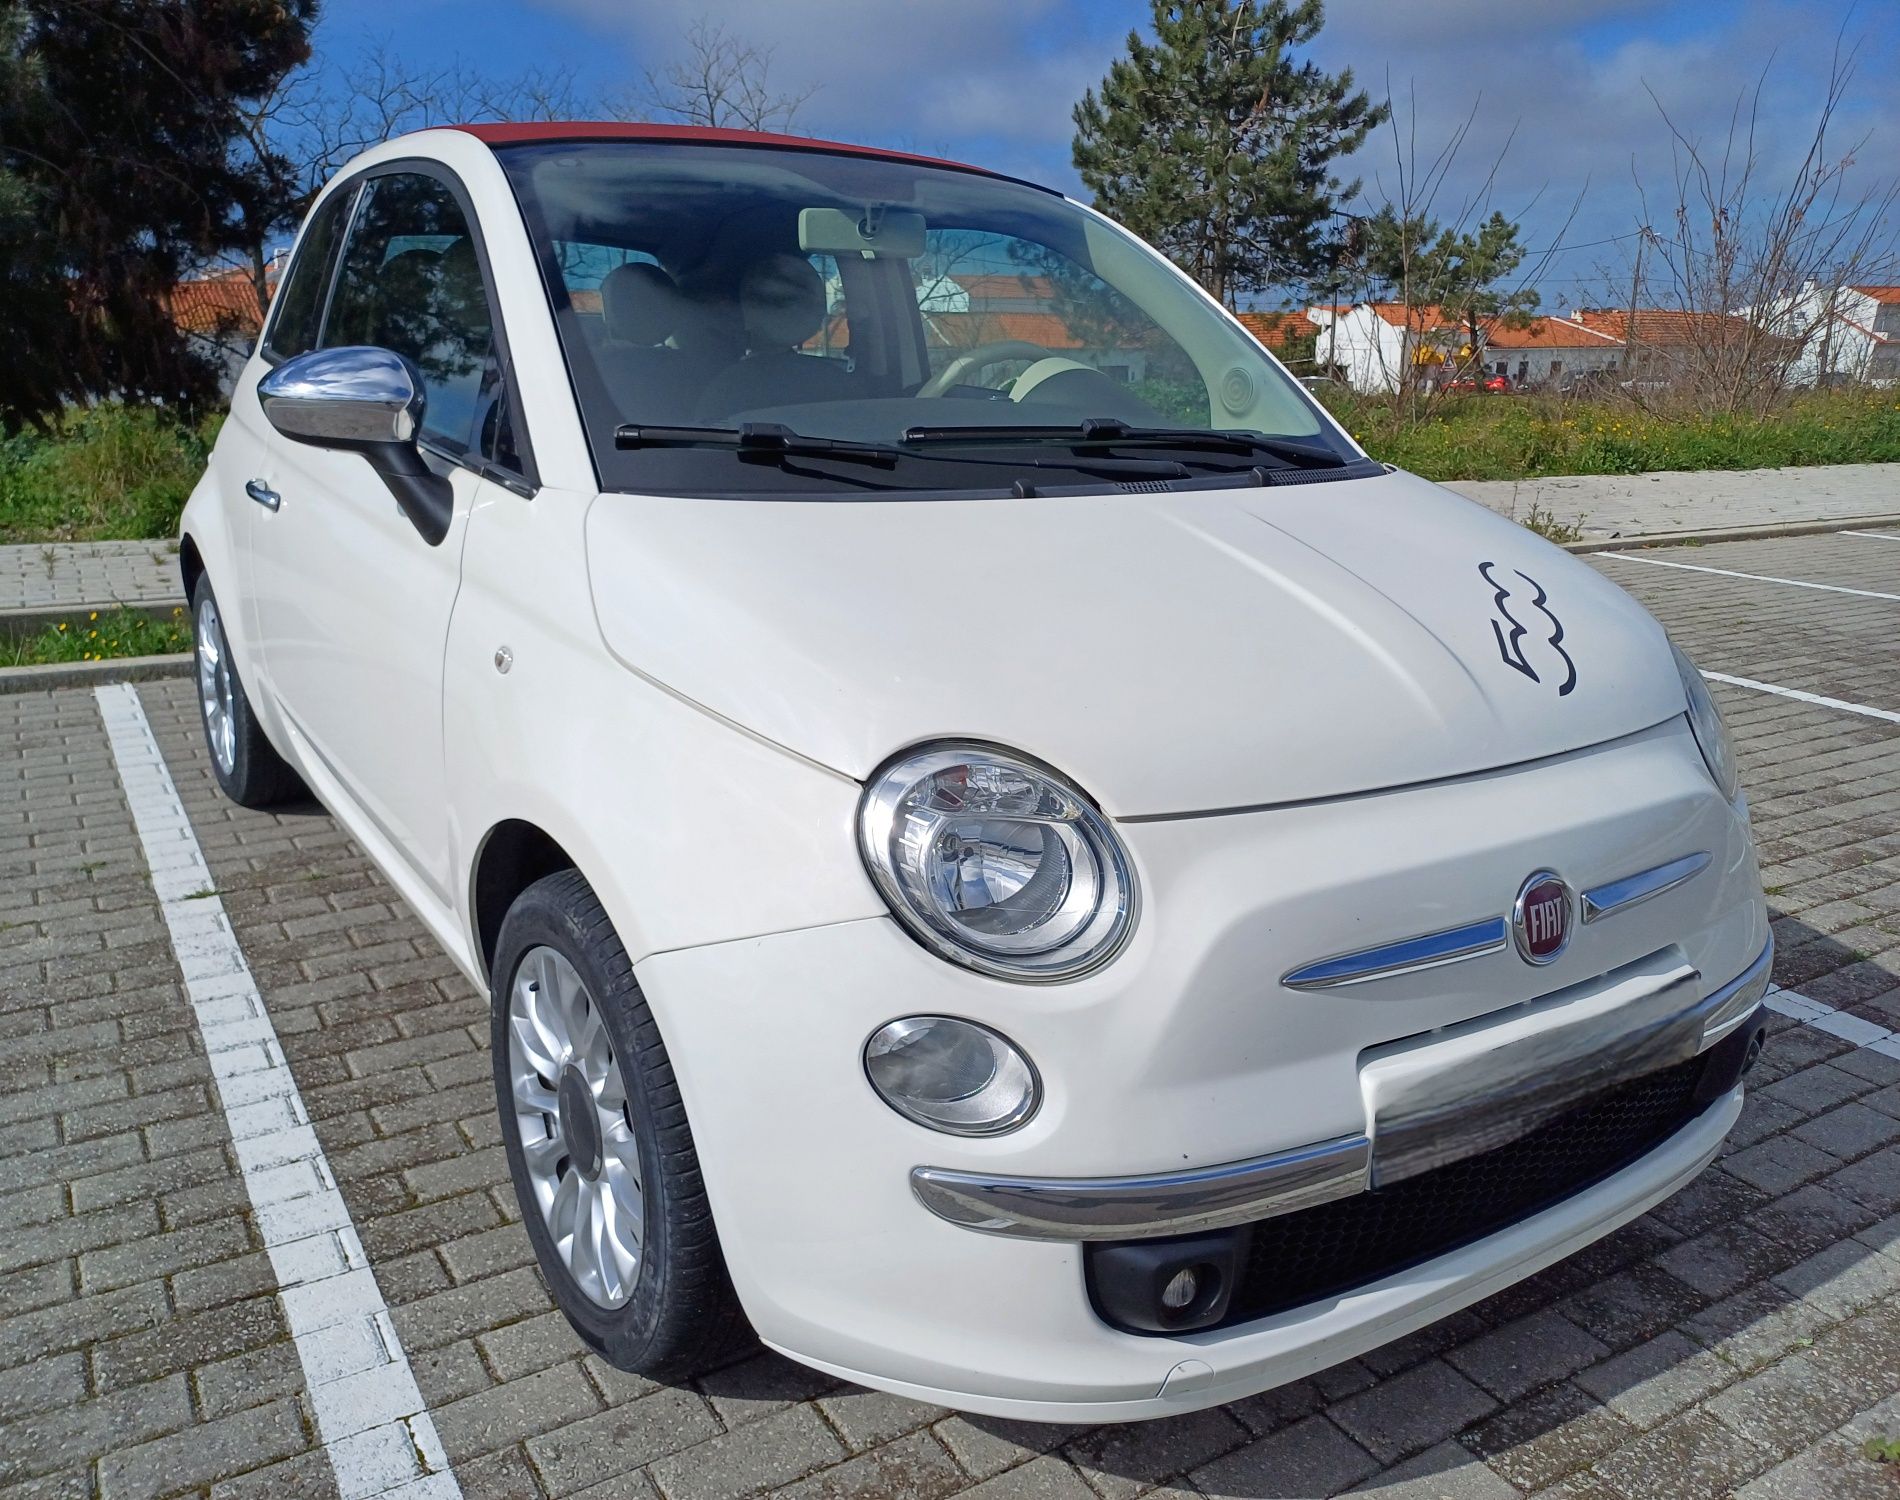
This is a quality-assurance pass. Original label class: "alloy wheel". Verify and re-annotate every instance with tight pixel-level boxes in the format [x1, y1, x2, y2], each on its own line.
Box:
[507, 945, 645, 1307]
[195, 594, 237, 777]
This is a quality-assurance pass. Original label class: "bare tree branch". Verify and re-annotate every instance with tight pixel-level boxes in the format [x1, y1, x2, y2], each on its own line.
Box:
[614, 19, 817, 133]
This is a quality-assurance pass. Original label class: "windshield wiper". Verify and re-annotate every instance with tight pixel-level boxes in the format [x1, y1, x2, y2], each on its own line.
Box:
[901, 418, 1348, 469]
[615, 422, 905, 468]
[615, 420, 1194, 486]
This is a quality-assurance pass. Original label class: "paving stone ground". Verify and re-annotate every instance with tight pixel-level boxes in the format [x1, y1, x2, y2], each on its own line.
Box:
[0, 542, 184, 615]
[4, 530, 1900, 1498]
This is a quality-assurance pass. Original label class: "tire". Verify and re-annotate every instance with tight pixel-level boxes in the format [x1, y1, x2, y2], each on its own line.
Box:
[491, 869, 751, 1378]
[190, 576, 304, 808]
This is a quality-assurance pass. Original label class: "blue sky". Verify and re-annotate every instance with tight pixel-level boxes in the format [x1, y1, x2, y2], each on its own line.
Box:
[307, 0, 1899, 307]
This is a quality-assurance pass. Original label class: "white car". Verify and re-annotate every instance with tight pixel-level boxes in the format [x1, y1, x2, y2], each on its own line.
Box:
[181, 122, 1771, 1422]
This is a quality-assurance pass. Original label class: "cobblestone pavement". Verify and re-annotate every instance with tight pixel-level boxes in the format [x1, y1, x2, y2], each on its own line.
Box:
[1447, 463, 1900, 540]
[4, 531, 1900, 1498]
[0, 542, 185, 616]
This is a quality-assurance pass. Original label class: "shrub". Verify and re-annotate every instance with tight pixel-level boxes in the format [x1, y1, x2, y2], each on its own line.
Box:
[1319, 389, 1900, 483]
[0, 404, 221, 544]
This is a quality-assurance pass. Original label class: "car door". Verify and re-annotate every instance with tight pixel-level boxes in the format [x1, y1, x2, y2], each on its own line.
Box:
[250, 164, 532, 905]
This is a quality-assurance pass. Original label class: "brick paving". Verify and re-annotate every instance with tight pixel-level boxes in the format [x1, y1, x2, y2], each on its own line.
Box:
[0, 690, 326, 1497]
[0, 542, 184, 615]
[2, 530, 1899, 1497]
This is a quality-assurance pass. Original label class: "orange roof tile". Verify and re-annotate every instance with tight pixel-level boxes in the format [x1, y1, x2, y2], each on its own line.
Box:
[166, 267, 268, 337]
[1566, 308, 1753, 347]
[1237, 311, 1315, 349]
[921, 310, 1088, 350]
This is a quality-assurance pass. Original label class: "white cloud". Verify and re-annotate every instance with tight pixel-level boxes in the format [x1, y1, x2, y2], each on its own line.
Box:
[529, 0, 1899, 299]
[537, 0, 1113, 157]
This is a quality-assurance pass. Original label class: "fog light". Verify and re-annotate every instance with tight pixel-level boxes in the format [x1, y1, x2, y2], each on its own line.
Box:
[1086, 1232, 1243, 1334]
[863, 1016, 1040, 1135]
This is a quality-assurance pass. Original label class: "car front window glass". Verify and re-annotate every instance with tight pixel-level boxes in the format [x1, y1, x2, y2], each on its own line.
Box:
[323, 173, 497, 456]
[499, 140, 1356, 496]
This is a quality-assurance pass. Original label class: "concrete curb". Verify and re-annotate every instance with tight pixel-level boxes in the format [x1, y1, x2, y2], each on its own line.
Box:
[0, 652, 191, 695]
[0, 599, 188, 641]
[1563, 513, 1900, 554]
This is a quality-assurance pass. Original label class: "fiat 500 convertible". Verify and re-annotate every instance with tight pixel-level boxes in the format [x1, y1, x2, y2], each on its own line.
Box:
[180, 122, 1770, 1421]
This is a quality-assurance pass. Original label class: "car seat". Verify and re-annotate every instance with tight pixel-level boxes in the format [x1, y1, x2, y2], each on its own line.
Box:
[695, 255, 853, 419]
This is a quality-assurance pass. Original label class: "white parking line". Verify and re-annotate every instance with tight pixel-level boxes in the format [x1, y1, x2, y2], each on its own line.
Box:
[1701, 670, 1900, 726]
[95, 684, 463, 1500]
[1842, 531, 1900, 543]
[1600, 551, 1900, 602]
[1768, 984, 1900, 1060]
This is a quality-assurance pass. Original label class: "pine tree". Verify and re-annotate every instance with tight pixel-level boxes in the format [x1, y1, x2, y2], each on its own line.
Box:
[0, 1, 314, 429]
[1072, 0, 1383, 307]
[1432, 212, 1540, 370]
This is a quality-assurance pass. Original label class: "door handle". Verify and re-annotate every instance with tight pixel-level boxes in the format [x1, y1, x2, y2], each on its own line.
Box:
[245, 478, 281, 512]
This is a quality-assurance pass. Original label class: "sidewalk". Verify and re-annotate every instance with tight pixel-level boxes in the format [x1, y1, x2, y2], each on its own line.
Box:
[2, 462, 1895, 615]
[1446, 461, 1900, 539]
[0, 538, 182, 617]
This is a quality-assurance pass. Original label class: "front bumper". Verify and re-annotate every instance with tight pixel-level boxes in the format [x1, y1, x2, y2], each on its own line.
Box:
[635, 718, 1768, 1419]
[783, 1078, 1743, 1420]
[911, 942, 1770, 1242]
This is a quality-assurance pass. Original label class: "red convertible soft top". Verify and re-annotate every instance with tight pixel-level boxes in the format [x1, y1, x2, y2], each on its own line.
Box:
[451, 121, 1050, 191]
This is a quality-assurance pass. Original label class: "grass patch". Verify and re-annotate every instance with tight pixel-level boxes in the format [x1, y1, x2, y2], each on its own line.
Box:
[5, 605, 191, 667]
[0, 405, 221, 544]
[1322, 389, 1900, 484]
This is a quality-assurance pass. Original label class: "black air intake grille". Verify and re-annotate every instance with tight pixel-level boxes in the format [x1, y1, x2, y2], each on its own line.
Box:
[1222, 1055, 1708, 1324]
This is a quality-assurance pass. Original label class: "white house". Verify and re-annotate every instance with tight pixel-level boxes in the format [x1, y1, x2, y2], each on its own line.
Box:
[1757, 283, 1900, 385]
[1298, 303, 1632, 393]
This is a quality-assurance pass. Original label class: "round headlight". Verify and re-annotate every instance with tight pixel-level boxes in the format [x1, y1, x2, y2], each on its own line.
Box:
[864, 1016, 1039, 1134]
[858, 744, 1137, 982]
[1671, 641, 1739, 801]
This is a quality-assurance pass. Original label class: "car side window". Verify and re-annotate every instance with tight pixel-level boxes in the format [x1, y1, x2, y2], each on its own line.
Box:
[323, 172, 498, 458]
[264, 185, 354, 362]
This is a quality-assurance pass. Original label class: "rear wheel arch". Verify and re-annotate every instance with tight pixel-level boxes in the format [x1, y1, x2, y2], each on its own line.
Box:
[472, 819, 580, 979]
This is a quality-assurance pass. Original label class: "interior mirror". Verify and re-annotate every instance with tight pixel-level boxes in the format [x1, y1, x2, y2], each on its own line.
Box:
[257, 347, 454, 546]
[798, 206, 925, 259]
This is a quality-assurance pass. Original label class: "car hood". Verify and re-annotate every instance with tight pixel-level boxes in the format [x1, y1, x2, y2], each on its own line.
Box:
[584, 468, 1686, 818]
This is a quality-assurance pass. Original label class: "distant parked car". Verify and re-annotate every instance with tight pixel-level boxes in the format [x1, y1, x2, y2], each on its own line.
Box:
[180, 119, 1770, 1423]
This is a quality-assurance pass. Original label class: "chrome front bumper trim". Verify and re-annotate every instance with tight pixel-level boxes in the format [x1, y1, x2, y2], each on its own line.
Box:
[1280, 917, 1508, 990]
[911, 940, 1773, 1242]
[1581, 852, 1713, 924]
[1281, 851, 1713, 991]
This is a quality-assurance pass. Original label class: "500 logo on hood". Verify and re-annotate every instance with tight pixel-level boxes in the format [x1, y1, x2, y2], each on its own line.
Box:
[1479, 561, 1577, 696]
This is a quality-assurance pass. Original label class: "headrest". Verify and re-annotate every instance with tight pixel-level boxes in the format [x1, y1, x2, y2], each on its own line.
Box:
[741, 254, 826, 350]
[436, 239, 483, 302]
[600, 262, 679, 347]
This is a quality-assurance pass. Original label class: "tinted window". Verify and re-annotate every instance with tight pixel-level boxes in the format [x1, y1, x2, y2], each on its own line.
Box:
[325, 173, 496, 455]
[265, 185, 354, 360]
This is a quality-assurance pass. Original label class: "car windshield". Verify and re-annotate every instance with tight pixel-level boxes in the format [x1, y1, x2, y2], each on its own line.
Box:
[496, 140, 1365, 496]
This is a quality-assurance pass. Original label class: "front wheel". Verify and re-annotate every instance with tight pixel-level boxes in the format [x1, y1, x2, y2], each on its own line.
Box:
[191, 576, 304, 808]
[491, 870, 750, 1377]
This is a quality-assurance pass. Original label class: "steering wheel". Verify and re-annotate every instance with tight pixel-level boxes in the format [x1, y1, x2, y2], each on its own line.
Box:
[917, 340, 1052, 398]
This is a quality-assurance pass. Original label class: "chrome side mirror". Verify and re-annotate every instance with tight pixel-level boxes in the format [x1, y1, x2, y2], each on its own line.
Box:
[257, 347, 453, 546]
